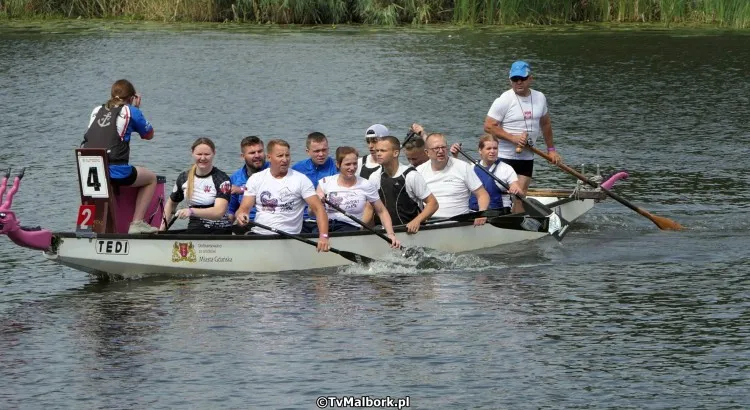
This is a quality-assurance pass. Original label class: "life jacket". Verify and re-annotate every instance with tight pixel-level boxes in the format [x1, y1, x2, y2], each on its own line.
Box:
[82, 105, 129, 165]
[359, 154, 381, 180]
[470, 159, 506, 211]
[378, 167, 420, 225]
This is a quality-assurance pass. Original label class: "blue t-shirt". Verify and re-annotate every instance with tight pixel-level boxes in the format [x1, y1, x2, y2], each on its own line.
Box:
[291, 157, 338, 219]
[227, 162, 269, 218]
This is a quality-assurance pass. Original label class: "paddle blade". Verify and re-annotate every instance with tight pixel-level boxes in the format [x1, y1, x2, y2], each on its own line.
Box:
[336, 249, 376, 265]
[546, 212, 571, 242]
[524, 197, 554, 218]
[520, 216, 542, 232]
[644, 210, 685, 231]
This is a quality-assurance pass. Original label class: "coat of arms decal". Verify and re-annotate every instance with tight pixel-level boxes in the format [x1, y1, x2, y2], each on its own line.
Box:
[172, 241, 197, 262]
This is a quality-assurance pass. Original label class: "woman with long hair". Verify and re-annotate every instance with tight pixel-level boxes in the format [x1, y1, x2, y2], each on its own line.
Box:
[82, 79, 158, 234]
[316, 146, 400, 248]
[161, 138, 233, 234]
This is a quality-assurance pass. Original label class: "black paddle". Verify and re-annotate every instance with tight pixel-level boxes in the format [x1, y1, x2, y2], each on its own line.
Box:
[321, 195, 416, 257]
[402, 131, 418, 148]
[246, 220, 375, 265]
[455, 146, 570, 240]
[422, 208, 503, 226]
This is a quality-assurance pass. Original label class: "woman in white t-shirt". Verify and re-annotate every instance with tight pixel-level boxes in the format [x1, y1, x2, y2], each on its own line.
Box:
[317, 147, 401, 249]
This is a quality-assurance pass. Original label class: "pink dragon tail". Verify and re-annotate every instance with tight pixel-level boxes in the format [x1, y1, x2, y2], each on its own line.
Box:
[600, 171, 629, 190]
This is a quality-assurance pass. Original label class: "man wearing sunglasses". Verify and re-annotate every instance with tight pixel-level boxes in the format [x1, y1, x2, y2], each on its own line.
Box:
[357, 124, 388, 179]
[483, 60, 561, 213]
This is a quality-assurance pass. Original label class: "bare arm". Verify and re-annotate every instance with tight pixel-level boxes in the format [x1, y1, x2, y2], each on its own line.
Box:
[473, 187, 490, 211]
[235, 195, 256, 225]
[362, 202, 375, 227]
[305, 195, 330, 252]
[372, 200, 401, 248]
[539, 113, 560, 163]
[405, 194, 439, 234]
[190, 198, 228, 220]
[471, 187, 490, 226]
[372, 200, 395, 236]
[160, 198, 178, 230]
[508, 181, 523, 195]
[484, 116, 523, 145]
[540, 113, 553, 147]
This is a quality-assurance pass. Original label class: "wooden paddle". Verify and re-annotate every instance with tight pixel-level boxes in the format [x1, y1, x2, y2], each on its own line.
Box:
[455, 146, 569, 240]
[527, 145, 684, 231]
[246, 220, 376, 265]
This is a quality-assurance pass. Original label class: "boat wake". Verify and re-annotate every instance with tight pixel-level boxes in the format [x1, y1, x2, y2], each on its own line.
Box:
[336, 247, 498, 276]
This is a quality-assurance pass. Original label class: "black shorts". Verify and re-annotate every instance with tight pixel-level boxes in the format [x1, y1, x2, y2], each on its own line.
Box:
[499, 158, 533, 178]
[111, 166, 138, 186]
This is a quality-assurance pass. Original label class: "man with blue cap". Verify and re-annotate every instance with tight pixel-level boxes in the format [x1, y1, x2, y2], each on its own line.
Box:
[483, 60, 562, 213]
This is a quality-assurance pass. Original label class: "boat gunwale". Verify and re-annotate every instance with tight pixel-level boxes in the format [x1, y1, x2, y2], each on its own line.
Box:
[50, 212, 545, 241]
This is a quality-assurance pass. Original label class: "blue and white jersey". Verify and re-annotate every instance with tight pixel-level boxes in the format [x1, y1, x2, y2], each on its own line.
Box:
[87, 104, 154, 179]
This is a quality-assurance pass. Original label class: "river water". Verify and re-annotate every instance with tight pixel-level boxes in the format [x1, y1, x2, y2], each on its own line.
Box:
[1, 22, 748, 408]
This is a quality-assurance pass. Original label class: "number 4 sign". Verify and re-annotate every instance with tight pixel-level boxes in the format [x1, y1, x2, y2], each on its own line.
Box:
[77, 205, 96, 230]
[77, 156, 109, 198]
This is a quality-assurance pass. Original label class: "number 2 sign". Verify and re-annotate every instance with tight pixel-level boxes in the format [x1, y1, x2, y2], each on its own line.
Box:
[77, 205, 96, 230]
[77, 156, 109, 198]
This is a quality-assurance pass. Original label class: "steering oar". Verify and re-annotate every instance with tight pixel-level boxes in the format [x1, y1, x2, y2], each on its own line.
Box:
[527, 145, 683, 231]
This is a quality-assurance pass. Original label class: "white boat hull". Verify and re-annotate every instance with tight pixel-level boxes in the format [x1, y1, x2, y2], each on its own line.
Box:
[43, 193, 598, 278]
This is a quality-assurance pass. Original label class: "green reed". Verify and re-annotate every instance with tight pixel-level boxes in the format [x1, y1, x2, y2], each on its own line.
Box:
[2, 0, 749, 27]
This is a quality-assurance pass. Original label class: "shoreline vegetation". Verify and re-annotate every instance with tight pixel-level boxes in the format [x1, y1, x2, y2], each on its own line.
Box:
[1, 0, 748, 28]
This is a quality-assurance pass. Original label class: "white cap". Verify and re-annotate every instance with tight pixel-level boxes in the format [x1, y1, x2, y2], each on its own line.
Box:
[365, 124, 389, 138]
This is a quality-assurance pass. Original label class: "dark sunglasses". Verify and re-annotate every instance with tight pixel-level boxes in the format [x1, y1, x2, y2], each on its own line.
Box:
[510, 76, 529, 83]
[365, 136, 379, 143]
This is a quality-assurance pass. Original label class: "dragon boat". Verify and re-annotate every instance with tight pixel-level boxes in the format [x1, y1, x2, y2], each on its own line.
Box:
[0, 149, 628, 279]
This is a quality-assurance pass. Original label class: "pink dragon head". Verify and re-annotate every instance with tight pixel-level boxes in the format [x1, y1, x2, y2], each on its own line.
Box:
[0, 168, 52, 252]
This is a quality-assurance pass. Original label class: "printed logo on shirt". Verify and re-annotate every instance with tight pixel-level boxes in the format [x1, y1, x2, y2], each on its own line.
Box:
[277, 187, 294, 202]
[328, 192, 344, 207]
[331, 191, 360, 211]
[203, 185, 212, 193]
[97, 111, 112, 127]
[259, 191, 279, 212]
[219, 181, 231, 195]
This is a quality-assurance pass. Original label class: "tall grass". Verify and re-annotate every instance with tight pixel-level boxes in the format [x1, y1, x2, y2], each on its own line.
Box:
[2, 0, 749, 27]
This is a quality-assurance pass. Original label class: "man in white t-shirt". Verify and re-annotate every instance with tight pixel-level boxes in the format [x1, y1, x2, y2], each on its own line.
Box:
[235, 139, 330, 252]
[417, 133, 490, 226]
[367, 136, 438, 234]
[483, 60, 562, 213]
[356, 124, 388, 179]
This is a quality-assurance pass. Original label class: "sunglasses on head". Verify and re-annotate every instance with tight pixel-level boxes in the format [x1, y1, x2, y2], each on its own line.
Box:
[510, 76, 529, 83]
